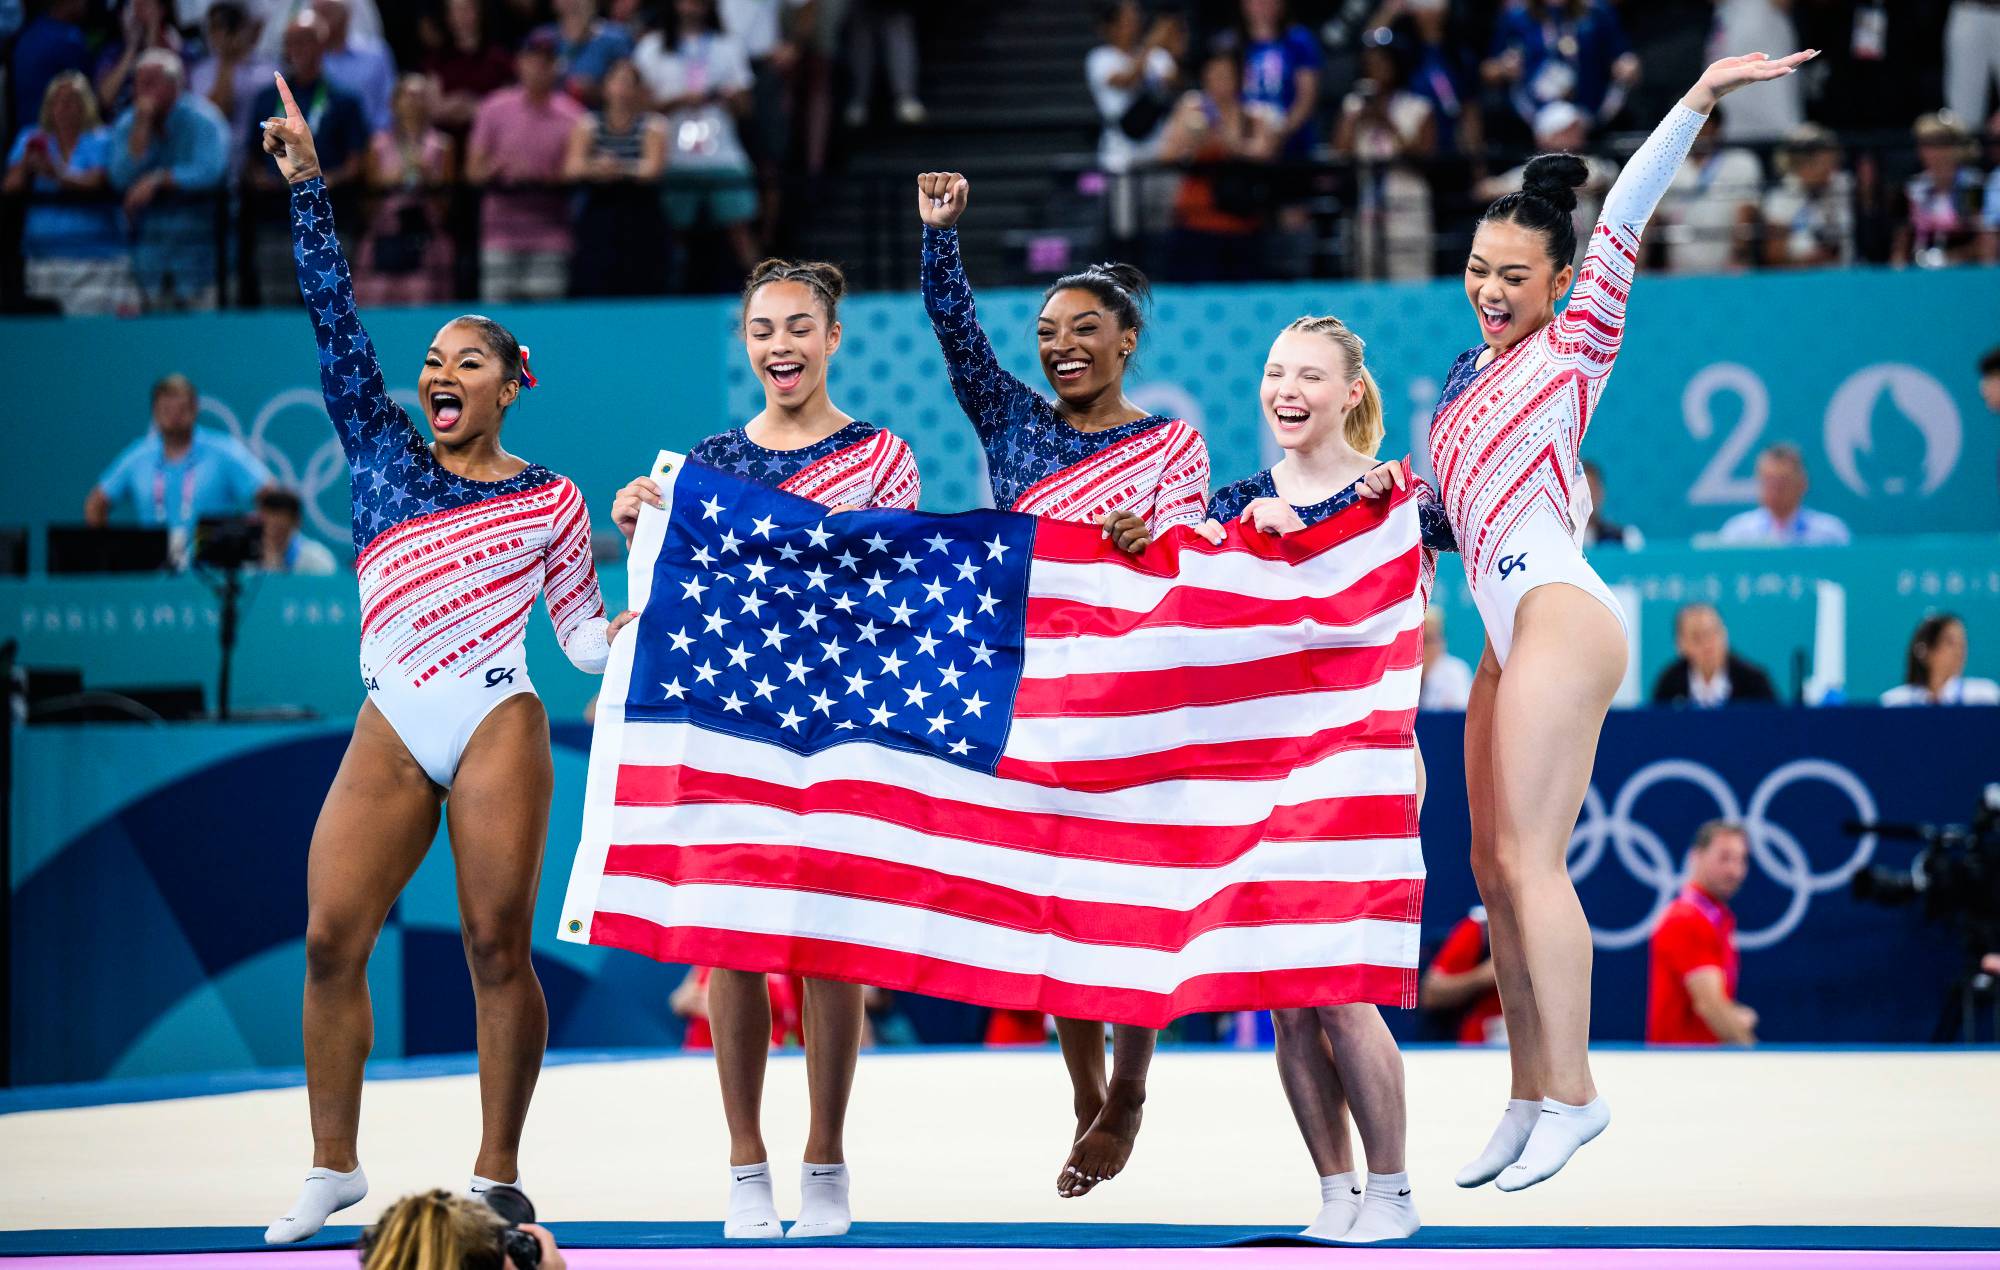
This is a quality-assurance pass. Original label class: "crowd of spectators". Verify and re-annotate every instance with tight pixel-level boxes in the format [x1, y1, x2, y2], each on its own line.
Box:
[1088, 0, 2000, 280]
[2, 0, 930, 312]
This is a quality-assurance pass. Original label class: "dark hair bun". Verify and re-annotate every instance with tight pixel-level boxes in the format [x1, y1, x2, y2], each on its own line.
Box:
[1085, 261, 1152, 306]
[1521, 154, 1588, 215]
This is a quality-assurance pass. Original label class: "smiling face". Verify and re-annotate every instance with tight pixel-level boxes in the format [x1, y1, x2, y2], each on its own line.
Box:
[421, 320, 519, 441]
[1260, 328, 1365, 454]
[1037, 287, 1133, 408]
[744, 279, 840, 407]
[1465, 218, 1572, 352]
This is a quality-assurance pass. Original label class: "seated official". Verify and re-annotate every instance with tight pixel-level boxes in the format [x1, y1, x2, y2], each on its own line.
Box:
[1647, 820, 1757, 1047]
[1421, 906, 1504, 1045]
[1651, 602, 1776, 708]
[254, 487, 338, 575]
[85, 372, 274, 561]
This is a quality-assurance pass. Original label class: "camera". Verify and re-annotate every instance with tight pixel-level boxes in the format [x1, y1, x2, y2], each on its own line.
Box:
[479, 1184, 541, 1270]
[1849, 785, 2000, 932]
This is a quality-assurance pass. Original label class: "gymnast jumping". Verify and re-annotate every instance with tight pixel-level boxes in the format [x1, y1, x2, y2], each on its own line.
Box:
[916, 169, 1210, 1198]
[611, 257, 920, 1240]
[258, 72, 630, 1242]
[1357, 48, 1816, 1193]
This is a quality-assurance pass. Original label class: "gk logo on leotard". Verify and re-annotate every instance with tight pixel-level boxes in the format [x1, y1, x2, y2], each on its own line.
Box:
[1567, 758, 1878, 951]
[485, 667, 516, 688]
[1497, 553, 1528, 580]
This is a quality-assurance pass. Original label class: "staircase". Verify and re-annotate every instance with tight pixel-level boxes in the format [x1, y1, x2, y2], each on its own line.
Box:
[798, 1, 1107, 292]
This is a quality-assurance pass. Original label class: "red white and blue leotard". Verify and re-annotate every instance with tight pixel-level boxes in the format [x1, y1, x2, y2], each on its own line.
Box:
[291, 176, 610, 785]
[1428, 104, 1705, 664]
[689, 420, 921, 509]
[921, 225, 1209, 530]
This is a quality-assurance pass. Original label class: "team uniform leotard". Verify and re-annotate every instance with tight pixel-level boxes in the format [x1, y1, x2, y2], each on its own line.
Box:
[690, 420, 921, 509]
[921, 225, 1209, 529]
[291, 177, 610, 786]
[1427, 104, 1705, 665]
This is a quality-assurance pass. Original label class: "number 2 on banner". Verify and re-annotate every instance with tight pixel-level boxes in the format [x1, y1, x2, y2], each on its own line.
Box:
[1682, 362, 1769, 505]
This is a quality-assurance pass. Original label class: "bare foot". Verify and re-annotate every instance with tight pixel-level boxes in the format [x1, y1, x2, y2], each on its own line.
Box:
[1058, 1078, 1144, 1198]
[1055, 1086, 1105, 1198]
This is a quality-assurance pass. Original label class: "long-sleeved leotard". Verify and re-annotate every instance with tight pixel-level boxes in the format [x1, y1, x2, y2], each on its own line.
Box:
[292, 176, 609, 784]
[1426, 104, 1705, 663]
[921, 225, 1209, 530]
[690, 420, 921, 509]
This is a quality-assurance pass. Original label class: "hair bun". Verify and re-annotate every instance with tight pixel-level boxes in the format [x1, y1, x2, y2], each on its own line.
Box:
[1085, 261, 1153, 306]
[1520, 153, 1588, 215]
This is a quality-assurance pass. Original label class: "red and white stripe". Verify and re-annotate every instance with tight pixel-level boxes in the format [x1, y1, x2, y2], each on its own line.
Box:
[1012, 419, 1211, 534]
[357, 476, 606, 684]
[560, 481, 1426, 1027]
[1429, 217, 1637, 579]
[780, 430, 922, 510]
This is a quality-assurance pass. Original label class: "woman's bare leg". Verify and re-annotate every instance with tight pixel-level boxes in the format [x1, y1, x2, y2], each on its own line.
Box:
[709, 969, 775, 1167]
[1062, 1023, 1153, 1196]
[1272, 1009, 1355, 1176]
[301, 701, 443, 1172]
[1488, 587, 1623, 1106]
[801, 977, 865, 1164]
[1318, 1005, 1405, 1174]
[1052, 1017, 1106, 1196]
[445, 693, 555, 1183]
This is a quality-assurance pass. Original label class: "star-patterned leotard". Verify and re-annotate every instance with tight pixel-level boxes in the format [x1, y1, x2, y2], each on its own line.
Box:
[1208, 466, 1458, 600]
[920, 225, 1209, 530]
[291, 176, 610, 786]
[1426, 104, 1706, 664]
[690, 419, 921, 509]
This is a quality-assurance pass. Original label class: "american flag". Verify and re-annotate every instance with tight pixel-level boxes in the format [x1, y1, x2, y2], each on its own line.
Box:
[559, 451, 1427, 1026]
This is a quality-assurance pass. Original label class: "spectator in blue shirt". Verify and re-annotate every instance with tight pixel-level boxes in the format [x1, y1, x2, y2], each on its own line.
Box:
[107, 49, 231, 311]
[1714, 443, 1852, 547]
[2, 71, 132, 313]
[85, 374, 276, 560]
[1483, 0, 1640, 135]
[314, 0, 397, 133]
[541, 0, 635, 108]
[9, 0, 92, 141]
[1239, 0, 1323, 161]
[1399, 0, 1482, 157]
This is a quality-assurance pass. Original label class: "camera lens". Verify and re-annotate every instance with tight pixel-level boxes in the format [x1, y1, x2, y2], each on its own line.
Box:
[480, 1184, 536, 1227]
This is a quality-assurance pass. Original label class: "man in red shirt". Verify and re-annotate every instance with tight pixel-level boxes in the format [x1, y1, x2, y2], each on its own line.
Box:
[1422, 907, 1506, 1044]
[1647, 820, 1758, 1046]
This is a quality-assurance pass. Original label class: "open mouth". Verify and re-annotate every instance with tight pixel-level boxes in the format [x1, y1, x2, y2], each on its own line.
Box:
[1273, 405, 1311, 431]
[767, 361, 804, 392]
[1479, 305, 1511, 335]
[430, 391, 463, 429]
[1052, 358, 1090, 383]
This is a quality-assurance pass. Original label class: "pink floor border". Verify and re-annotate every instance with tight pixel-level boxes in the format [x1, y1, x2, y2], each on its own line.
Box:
[10, 1251, 1998, 1268]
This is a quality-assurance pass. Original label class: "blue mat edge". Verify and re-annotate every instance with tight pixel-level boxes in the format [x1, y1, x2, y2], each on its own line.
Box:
[8, 1044, 2000, 1116]
[4, 1224, 1998, 1255]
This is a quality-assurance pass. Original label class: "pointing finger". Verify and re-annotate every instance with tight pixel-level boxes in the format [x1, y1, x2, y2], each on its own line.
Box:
[274, 72, 303, 123]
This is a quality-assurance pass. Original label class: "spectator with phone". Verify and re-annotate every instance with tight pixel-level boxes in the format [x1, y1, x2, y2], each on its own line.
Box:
[3, 71, 131, 314]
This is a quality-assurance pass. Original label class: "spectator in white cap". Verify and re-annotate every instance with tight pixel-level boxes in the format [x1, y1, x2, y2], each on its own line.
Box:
[1474, 100, 1614, 268]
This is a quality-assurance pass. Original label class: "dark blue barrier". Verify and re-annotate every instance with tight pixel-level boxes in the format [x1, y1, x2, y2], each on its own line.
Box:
[8, 707, 1990, 1084]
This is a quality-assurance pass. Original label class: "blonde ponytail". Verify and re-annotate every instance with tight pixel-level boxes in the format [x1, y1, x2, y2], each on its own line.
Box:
[360, 1190, 507, 1270]
[1283, 315, 1384, 458]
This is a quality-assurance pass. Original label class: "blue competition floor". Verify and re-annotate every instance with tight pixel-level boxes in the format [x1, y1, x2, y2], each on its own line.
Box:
[5, 1225, 2000, 1257]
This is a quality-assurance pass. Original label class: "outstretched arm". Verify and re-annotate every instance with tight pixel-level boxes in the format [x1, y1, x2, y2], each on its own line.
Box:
[263, 72, 412, 471]
[1563, 50, 1815, 359]
[917, 171, 1043, 449]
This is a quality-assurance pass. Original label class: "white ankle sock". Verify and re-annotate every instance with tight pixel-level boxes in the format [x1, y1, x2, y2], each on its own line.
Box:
[1301, 1170, 1362, 1239]
[467, 1172, 519, 1197]
[264, 1166, 367, 1244]
[1456, 1099, 1540, 1187]
[788, 1162, 852, 1238]
[724, 1162, 782, 1239]
[1496, 1096, 1610, 1192]
[1344, 1171, 1420, 1243]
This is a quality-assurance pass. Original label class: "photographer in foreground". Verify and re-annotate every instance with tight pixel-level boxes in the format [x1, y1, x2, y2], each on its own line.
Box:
[360, 1190, 562, 1270]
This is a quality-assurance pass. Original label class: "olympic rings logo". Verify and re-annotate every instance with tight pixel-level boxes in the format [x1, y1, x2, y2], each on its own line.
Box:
[200, 386, 426, 549]
[1566, 758, 1879, 952]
